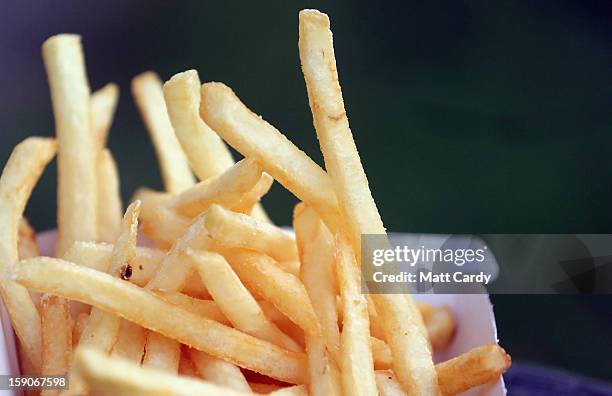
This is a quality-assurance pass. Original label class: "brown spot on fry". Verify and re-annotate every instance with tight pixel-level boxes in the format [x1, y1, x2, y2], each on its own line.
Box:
[120, 264, 132, 280]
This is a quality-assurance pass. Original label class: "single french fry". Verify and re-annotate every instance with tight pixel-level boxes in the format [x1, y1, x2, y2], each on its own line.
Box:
[40, 294, 71, 396]
[335, 236, 377, 396]
[72, 313, 89, 348]
[132, 71, 195, 193]
[91, 82, 119, 148]
[304, 334, 342, 396]
[154, 291, 229, 325]
[145, 212, 211, 292]
[14, 258, 308, 384]
[200, 82, 341, 231]
[163, 70, 235, 180]
[375, 371, 407, 396]
[436, 344, 511, 396]
[299, 10, 439, 394]
[111, 319, 147, 364]
[190, 249, 302, 352]
[269, 385, 309, 396]
[293, 204, 340, 363]
[222, 250, 320, 338]
[64, 241, 165, 288]
[79, 201, 140, 352]
[230, 172, 273, 216]
[18, 218, 40, 259]
[168, 158, 263, 218]
[42, 34, 98, 255]
[73, 348, 253, 396]
[0, 137, 56, 373]
[206, 204, 298, 262]
[374, 344, 511, 396]
[135, 187, 191, 247]
[189, 349, 251, 392]
[97, 149, 123, 243]
[143, 331, 181, 373]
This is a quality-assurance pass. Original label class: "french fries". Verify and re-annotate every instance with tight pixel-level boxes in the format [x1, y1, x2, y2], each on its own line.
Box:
[111, 319, 147, 363]
[294, 204, 340, 361]
[132, 71, 195, 193]
[200, 82, 341, 231]
[206, 204, 298, 262]
[163, 70, 235, 180]
[91, 83, 119, 148]
[142, 331, 181, 373]
[73, 348, 252, 396]
[222, 250, 321, 338]
[190, 249, 302, 352]
[0, 10, 512, 395]
[168, 158, 264, 218]
[40, 294, 72, 396]
[299, 9, 440, 394]
[14, 257, 308, 384]
[96, 149, 123, 243]
[79, 201, 141, 353]
[42, 34, 98, 255]
[335, 236, 378, 395]
[0, 137, 56, 373]
[188, 349, 251, 392]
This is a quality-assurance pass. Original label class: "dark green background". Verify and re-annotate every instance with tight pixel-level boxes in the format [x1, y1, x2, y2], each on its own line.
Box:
[1, 0, 610, 382]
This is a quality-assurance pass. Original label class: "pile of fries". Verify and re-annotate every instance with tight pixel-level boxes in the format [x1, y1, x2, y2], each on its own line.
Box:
[0, 9, 510, 396]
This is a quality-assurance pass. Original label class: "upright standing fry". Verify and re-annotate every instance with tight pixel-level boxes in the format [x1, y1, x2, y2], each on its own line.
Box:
[0, 137, 56, 373]
[163, 70, 235, 180]
[299, 9, 439, 394]
[96, 149, 123, 243]
[91, 82, 119, 148]
[42, 34, 98, 255]
[79, 201, 140, 352]
[40, 294, 71, 396]
[164, 70, 270, 221]
[111, 319, 147, 364]
[336, 236, 377, 396]
[132, 71, 195, 193]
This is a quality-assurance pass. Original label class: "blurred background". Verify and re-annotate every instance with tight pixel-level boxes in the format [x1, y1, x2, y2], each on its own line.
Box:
[1, 0, 610, 384]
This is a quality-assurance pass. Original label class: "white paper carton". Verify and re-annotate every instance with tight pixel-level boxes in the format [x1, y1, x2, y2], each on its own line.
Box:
[0, 232, 507, 395]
